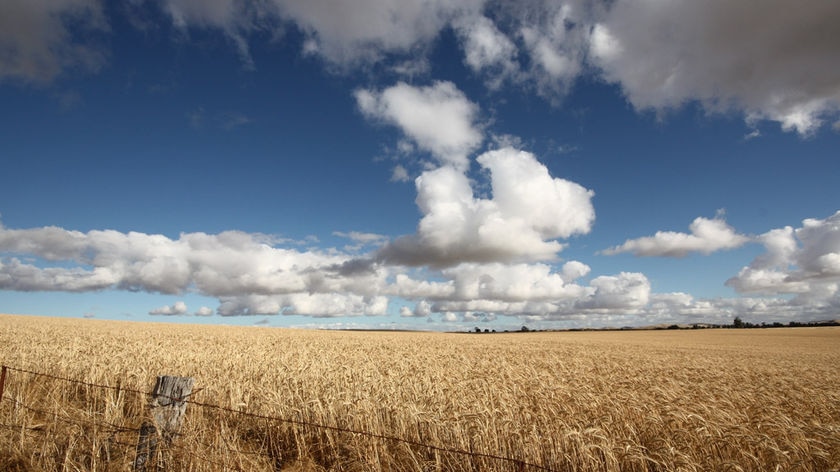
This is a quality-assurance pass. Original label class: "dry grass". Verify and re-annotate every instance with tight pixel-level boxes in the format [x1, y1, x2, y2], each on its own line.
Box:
[0, 314, 838, 471]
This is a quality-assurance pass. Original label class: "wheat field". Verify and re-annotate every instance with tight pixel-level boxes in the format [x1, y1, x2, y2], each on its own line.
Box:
[0, 314, 838, 471]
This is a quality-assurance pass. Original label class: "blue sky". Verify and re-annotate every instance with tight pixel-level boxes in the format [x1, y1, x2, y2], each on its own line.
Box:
[1, 0, 839, 330]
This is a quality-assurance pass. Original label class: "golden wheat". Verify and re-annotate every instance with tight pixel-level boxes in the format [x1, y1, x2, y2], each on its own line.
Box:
[0, 314, 838, 471]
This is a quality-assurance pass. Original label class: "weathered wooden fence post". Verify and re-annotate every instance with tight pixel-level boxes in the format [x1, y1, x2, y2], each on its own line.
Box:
[133, 375, 194, 471]
[0, 366, 7, 403]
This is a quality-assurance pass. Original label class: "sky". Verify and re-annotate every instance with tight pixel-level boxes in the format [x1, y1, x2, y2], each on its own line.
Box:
[1, 0, 839, 331]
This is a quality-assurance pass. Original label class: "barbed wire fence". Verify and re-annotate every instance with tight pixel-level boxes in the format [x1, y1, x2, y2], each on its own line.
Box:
[0, 365, 556, 471]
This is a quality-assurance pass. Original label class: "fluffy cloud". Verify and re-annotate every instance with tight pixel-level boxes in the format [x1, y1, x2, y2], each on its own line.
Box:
[355, 81, 482, 170]
[602, 215, 749, 257]
[0, 222, 387, 316]
[0, 0, 106, 83]
[516, 1, 590, 100]
[455, 15, 519, 88]
[589, 0, 840, 134]
[9, 1, 837, 135]
[272, 0, 484, 64]
[443, 262, 590, 302]
[2, 215, 836, 324]
[0, 258, 117, 292]
[377, 147, 595, 267]
[217, 293, 389, 317]
[400, 300, 431, 318]
[576, 272, 650, 310]
[194, 306, 215, 316]
[150, 301, 188, 316]
[391, 262, 651, 320]
[727, 211, 840, 310]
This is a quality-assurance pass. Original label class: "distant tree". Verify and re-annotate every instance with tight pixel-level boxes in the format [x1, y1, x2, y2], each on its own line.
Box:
[474, 327, 481, 333]
[484, 329, 490, 333]
[733, 317, 744, 329]
[520, 325, 529, 332]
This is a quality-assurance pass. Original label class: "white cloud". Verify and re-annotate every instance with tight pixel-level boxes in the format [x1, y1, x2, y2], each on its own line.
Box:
[215, 292, 390, 317]
[355, 81, 483, 170]
[2, 214, 837, 324]
[0, 258, 117, 292]
[517, 2, 588, 100]
[334, 231, 388, 246]
[390, 261, 648, 320]
[743, 129, 761, 141]
[334, 231, 389, 252]
[577, 272, 650, 311]
[0, 0, 106, 83]
[271, 0, 484, 65]
[162, 0, 239, 29]
[400, 300, 431, 318]
[0, 222, 388, 316]
[440, 312, 459, 322]
[377, 147, 595, 267]
[150, 301, 188, 315]
[589, 0, 840, 135]
[727, 211, 840, 308]
[455, 15, 519, 88]
[194, 306, 214, 316]
[390, 165, 410, 183]
[603, 214, 749, 257]
[442, 262, 589, 302]
[159, 0, 262, 68]
[7, 0, 838, 137]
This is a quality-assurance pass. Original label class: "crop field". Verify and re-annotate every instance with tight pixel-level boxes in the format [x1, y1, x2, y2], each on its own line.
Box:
[0, 314, 838, 471]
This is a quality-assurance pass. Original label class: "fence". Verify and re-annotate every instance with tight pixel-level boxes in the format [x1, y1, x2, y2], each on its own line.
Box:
[0, 365, 555, 471]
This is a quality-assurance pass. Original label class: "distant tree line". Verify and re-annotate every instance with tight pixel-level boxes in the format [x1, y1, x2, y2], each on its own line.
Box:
[466, 318, 839, 334]
[729, 317, 839, 329]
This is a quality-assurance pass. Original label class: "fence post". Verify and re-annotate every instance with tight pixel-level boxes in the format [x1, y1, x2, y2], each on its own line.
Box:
[133, 375, 194, 471]
[0, 366, 6, 403]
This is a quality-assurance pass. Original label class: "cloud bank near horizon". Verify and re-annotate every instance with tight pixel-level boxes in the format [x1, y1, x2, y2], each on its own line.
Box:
[1, 209, 838, 323]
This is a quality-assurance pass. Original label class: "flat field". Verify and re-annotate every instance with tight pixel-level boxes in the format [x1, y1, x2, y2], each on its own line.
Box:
[0, 314, 838, 471]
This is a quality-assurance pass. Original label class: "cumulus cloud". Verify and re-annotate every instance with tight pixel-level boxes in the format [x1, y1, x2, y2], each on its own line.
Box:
[6, 0, 838, 137]
[602, 214, 749, 257]
[516, 1, 590, 100]
[589, 0, 840, 135]
[0, 258, 117, 292]
[272, 0, 484, 64]
[390, 262, 650, 320]
[2, 215, 836, 324]
[0, 222, 388, 316]
[377, 147, 595, 267]
[355, 81, 483, 170]
[442, 262, 590, 302]
[0, 0, 107, 83]
[400, 300, 431, 318]
[194, 306, 214, 316]
[727, 211, 840, 309]
[576, 272, 650, 310]
[217, 293, 389, 317]
[150, 301, 188, 315]
[455, 15, 519, 88]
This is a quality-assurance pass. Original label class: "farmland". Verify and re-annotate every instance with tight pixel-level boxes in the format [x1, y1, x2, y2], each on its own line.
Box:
[0, 314, 838, 471]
